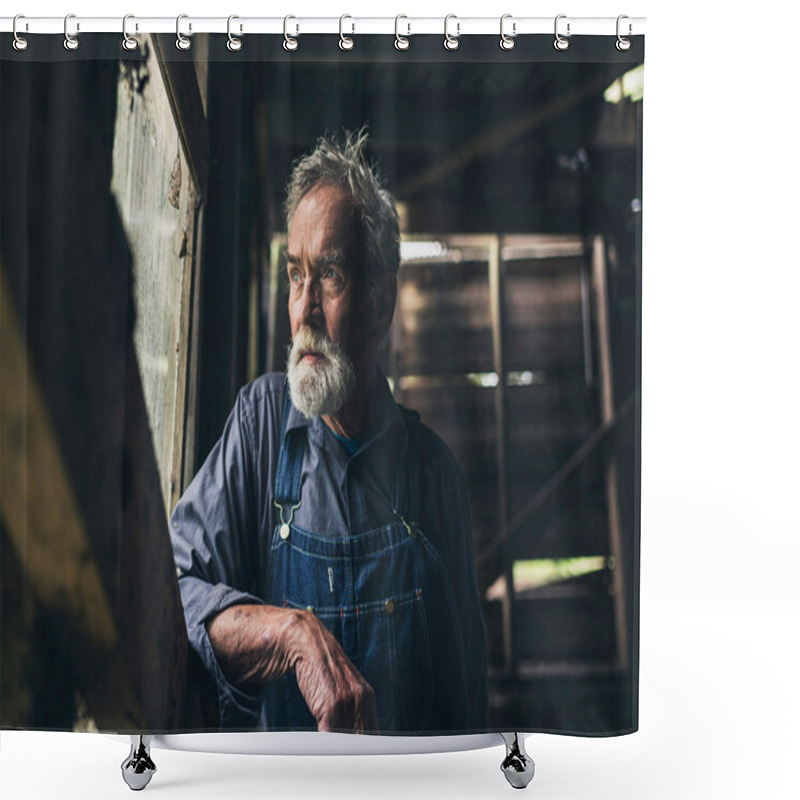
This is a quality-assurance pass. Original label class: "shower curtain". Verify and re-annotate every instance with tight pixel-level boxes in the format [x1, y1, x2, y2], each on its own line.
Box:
[0, 22, 643, 740]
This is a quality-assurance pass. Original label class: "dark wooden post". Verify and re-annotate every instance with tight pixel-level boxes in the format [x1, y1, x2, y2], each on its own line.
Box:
[1, 49, 189, 732]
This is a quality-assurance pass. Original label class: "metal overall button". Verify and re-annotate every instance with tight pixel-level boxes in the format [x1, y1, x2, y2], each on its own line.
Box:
[275, 498, 301, 541]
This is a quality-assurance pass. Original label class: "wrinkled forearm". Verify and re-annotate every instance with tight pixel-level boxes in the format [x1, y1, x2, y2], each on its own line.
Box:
[206, 604, 307, 687]
[206, 602, 379, 733]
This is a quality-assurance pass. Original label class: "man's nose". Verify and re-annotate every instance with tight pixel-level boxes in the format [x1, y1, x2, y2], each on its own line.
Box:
[297, 277, 322, 326]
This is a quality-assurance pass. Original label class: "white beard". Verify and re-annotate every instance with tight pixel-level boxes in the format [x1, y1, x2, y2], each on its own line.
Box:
[286, 326, 357, 419]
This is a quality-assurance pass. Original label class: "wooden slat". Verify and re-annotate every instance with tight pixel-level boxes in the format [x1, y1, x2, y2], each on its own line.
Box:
[580, 255, 595, 386]
[170, 181, 202, 511]
[397, 259, 493, 373]
[181, 201, 205, 493]
[592, 236, 629, 671]
[397, 254, 588, 375]
[403, 384, 596, 452]
[501, 660, 622, 680]
[488, 234, 517, 675]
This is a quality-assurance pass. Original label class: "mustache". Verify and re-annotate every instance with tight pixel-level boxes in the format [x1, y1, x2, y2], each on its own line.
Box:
[289, 326, 338, 365]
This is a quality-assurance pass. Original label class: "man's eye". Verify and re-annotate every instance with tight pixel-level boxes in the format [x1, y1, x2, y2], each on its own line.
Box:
[323, 268, 340, 281]
[289, 269, 302, 283]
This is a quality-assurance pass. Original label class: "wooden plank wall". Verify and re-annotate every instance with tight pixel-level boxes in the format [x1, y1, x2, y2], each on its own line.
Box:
[393, 237, 616, 674]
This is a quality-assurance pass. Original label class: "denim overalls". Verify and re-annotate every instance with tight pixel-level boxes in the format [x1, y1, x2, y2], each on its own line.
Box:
[263, 391, 471, 734]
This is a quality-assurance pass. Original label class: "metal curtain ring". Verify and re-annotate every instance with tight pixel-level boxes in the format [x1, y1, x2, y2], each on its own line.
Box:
[227, 15, 242, 51]
[283, 15, 298, 51]
[444, 14, 460, 51]
[63, 13, 79, 51]
[554, 14, 570, 51]
[339, 15, 354, 50]
[394, 15, 410, 50]
[500, 14, 516, 50]
[616, 15, 632, 51]
[122, 14, 138, 51]
[176, 14, 191, 50]
[12, 14, 29, 51]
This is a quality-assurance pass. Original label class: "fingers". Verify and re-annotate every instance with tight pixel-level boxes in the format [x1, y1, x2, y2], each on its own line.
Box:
[355, 680, 379, 733]
[293, 612, 380, 734]
[316, 673, 377, 733]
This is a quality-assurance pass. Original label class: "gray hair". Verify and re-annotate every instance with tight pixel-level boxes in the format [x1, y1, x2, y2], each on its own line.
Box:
[285, 130, 400, 306]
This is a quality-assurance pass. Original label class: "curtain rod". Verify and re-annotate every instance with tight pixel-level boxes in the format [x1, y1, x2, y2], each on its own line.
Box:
[1, 15, 646, 37]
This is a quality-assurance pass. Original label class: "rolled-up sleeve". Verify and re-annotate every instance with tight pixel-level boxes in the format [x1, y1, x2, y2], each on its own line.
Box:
[170, 389, 265, 729]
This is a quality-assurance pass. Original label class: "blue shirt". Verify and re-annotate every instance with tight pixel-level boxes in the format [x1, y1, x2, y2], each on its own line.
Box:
[170, 371, 488, 731]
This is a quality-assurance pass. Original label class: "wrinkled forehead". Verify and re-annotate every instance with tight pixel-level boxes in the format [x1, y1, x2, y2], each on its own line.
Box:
[288, 184, 363, 262]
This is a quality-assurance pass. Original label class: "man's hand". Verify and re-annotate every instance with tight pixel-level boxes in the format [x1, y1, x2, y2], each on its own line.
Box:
[207, 604, 378, 733]
[290, 611, 377, 733]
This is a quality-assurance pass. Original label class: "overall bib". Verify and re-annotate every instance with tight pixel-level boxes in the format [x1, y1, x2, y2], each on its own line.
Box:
[264, 391, 470, 734]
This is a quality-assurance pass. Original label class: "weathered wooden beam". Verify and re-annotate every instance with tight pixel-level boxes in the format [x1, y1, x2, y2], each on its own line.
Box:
[0, 263, 144, 730]
[180, 199, 205, 497]
[120, 339, 188, 730]
[2, 53, 194, 732]
[170, 180, 203, 512]
[150, 34, 209, 201]
[1, 264, 118, 654]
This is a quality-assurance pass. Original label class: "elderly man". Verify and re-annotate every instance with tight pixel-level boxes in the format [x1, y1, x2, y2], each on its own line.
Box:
[170, 133, 488, 734]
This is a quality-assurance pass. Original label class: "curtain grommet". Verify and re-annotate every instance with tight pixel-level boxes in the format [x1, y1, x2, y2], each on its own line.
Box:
[339, 14, 355, 51]
[616, 15, 632, 51]
[12, 14, 29, 51]
[500, 14, 516, 50]
[394, 15, 410, 51]
[554, 14, 570, 51]
[63, 13, 79, 51]
[283, 15, 299, 51]
[227, 15, 243, 52]
[444, 14, 460, 51]
[121, 14, 139, 51]
[176, 13, 191, 51]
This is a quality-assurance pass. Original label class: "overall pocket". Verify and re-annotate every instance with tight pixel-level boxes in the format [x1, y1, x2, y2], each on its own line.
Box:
[358, 587, 434, 734]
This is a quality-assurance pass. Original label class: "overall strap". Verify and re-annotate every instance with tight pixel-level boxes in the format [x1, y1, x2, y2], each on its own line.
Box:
[274, 386, 305, 506]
